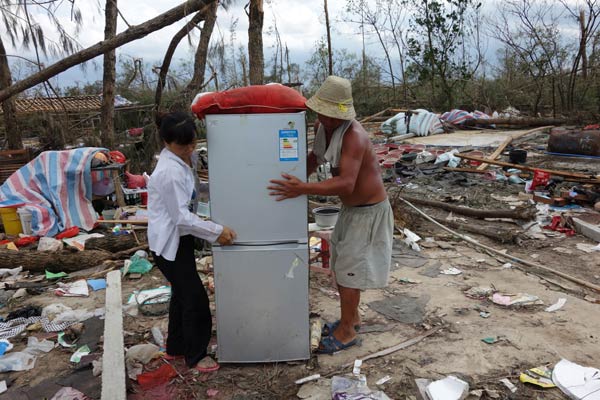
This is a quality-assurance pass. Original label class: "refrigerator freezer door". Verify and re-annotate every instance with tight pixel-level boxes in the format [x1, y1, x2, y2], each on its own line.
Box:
[213, 244, 310, 362]
[206, 113, 308, 244]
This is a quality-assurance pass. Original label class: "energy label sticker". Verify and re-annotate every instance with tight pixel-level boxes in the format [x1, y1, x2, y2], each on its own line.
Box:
[279, 129, 299, 161]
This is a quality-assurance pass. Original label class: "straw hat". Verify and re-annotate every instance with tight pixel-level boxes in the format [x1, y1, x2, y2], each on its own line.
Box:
[306, 75, 356, 120]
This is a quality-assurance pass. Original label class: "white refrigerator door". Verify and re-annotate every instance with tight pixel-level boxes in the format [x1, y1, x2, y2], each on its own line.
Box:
[213, 243, 310, 362]
[206, 113, 308, 244]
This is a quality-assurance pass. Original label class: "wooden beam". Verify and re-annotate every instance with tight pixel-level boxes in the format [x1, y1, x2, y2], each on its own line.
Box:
[101, 271, 126, 400]
[358, 107, 391, 123]
[456, 153, 600, 183]
[476, 126, 553, 171]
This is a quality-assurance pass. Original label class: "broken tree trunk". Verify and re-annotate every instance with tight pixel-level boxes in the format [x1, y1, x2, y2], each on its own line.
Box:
[0, 0, 217, 103]
[431, 217, 521, 244]
[400, 195, 536, 220]
[0, 249, 112, 272]
[0, 245, 147, 273]
[85, 231, 147, 253]
[462, 117, 565, 127]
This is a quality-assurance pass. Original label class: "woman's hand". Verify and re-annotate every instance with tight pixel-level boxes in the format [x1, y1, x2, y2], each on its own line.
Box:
[217, 226, 237, 245]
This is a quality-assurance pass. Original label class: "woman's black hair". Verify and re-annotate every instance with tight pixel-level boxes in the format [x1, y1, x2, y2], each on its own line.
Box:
[155, 111, 197, 145]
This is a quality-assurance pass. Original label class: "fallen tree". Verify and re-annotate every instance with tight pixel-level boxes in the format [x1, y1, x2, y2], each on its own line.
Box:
[0, 245, 147, 273]
[0, 0, 217, 103]
[400, 195, 537, 220]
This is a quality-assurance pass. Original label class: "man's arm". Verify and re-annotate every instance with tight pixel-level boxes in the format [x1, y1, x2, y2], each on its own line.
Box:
[268, 126, 366, 200]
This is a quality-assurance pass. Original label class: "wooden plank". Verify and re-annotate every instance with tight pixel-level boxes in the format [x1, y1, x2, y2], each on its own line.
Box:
[358, 107, 391, 124]
[101, 270, 126, 400]
[476, 126, 553, 170]
[456, 153, 600, 183]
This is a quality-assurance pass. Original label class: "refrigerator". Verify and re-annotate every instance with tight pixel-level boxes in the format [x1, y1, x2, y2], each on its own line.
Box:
[206, 112, 310, 363]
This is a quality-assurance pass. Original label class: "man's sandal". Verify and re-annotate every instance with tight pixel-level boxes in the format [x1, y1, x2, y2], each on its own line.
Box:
[315, 334, 360, 354]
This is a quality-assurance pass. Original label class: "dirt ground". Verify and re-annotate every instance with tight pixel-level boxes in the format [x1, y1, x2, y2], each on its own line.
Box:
[2, 139, 600, 399]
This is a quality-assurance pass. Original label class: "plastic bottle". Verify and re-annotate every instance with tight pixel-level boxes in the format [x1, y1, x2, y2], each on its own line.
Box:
[151, 326, 165, 351]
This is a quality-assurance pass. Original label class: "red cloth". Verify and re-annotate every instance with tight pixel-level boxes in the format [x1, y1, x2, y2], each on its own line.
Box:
[191, 84, 307, 119]
[137, 364, 178, 390]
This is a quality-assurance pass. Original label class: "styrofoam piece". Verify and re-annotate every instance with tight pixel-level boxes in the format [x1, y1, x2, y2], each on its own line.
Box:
[553, 359, 600, 400]
[426, 375, 469, 400]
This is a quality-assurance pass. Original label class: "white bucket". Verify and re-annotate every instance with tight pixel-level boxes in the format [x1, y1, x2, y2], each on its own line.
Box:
[17, 207, 33, 235]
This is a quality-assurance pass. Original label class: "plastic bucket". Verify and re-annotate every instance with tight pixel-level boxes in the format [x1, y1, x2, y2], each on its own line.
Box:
[0, 206, 23, 236]
[16, 208, 32, 235]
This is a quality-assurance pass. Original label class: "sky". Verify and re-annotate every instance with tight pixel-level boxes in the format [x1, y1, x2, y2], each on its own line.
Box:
[3, 0, 583, 89]
[6, 0, 365, 88]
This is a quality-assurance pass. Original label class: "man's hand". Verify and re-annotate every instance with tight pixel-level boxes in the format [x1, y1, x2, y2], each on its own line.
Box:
[268, 173, 304, 201]
[216, 226, 237, 245]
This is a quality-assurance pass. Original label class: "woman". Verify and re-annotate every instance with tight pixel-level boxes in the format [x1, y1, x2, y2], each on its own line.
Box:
[148, 112, 236, 372]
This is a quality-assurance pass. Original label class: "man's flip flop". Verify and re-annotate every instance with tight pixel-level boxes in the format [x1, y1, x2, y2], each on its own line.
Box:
[316, 334, 359, 354]
[322, 320, 360, 336]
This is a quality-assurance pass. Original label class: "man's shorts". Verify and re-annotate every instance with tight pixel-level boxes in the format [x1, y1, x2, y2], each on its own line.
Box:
[330, 198, 393, 290]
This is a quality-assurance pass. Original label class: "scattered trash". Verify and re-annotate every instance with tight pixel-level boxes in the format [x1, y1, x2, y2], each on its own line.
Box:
[424, 375, 469, 400]
[482, 337, 501, 345]
[87, 279, 107, 291]
[491, 293, 543, 307]
[151, 326, 165, 351]
[0, 380, 6, 394]
[398, 277, 421, 284]
[310, 319, 323, 352]
[46, 270, 68, 280]
[331, 374, 391, 399]
[126, 343, 160, 365]
[403, 228, 422, 252]
[37, 237, 63, 252]
[50, 387, 91, 400]
[206, 388, 219, 397]
[552, 359, 600, 400]
[62, 233, 104, 251]
[352, 359, 362, 375]
[500, 378, 517, 393]
[0, 267, 23, 279]
[576, 243, 600, 253]
[295, 374, 322, 385]
[57, 332, 76, 348]
[0, 339, 13, 355]
[123, 254, 153, 275]
[0, 350, 36, 372]
[70, 345, 91, 363]
[464, 286, 494, 299]
[137, 363, 178, 390]
[55, 280, 89, 297]
[545, 298, 567, 312]
[376, 376, 392, 385]
[479, 311, 491, 318]
[296, 378, 331, 399]
[519, 365, 555, 388]
[440, 267, 463, 275]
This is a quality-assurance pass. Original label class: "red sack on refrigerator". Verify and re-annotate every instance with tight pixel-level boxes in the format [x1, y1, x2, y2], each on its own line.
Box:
[191, 84, 307, 119]
[531, 170, 551, 189]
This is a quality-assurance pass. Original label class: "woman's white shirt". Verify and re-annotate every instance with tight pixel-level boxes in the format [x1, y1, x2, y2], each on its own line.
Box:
[148, 148, 222, 261]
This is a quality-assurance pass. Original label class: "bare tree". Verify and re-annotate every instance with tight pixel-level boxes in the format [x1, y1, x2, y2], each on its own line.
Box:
[155, 10, 207, 109]
[101, 0, 118, 148]
[558, 0, 600, 109]
[247, 0, 264, 84]
[186, 0, 218, 94]
[0, 0, 85, 149]
[0, 0, 217, 103]
[324, 0, 333, 75]
[490, 0, 567, 114]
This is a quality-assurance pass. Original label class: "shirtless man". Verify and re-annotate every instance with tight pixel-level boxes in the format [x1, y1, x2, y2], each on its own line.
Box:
[268, 75, 394, 353]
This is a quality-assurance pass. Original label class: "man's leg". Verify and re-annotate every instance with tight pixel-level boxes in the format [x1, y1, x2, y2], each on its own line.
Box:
[332, 284, 361, 343]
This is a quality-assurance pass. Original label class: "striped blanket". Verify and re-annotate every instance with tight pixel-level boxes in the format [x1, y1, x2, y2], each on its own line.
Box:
[441, 109, 492, 125]
[0, 148, 104, 237]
